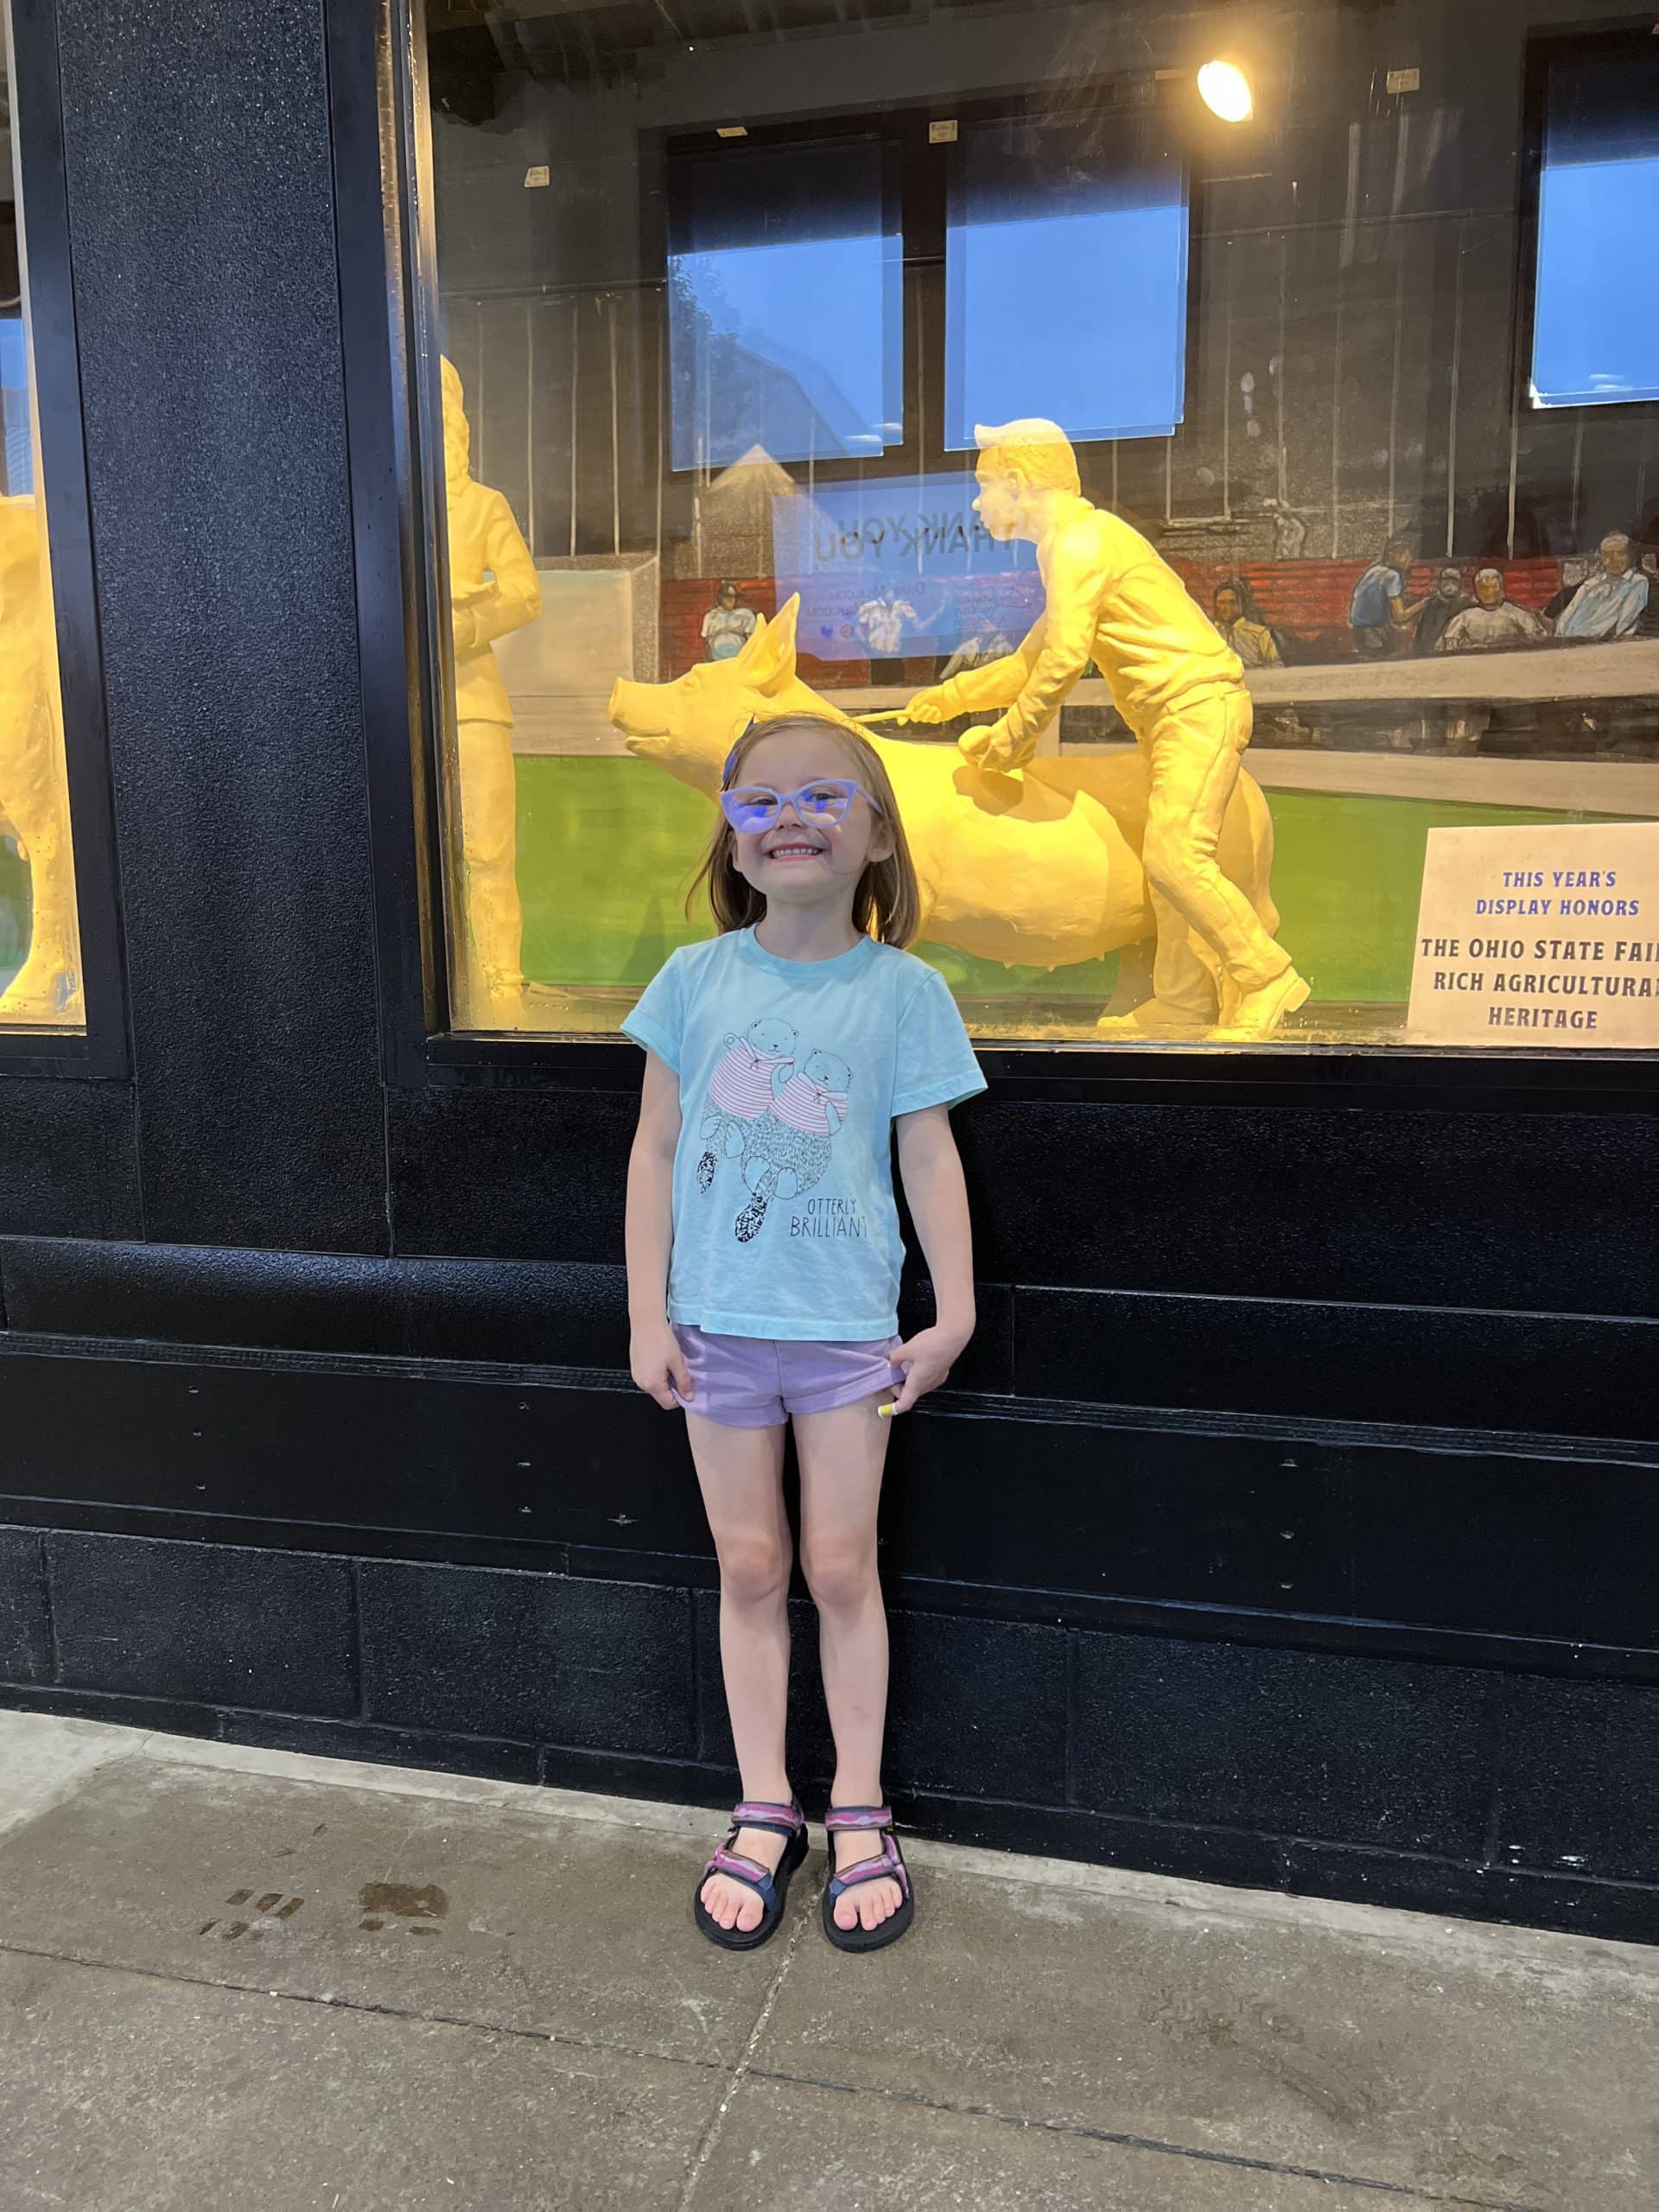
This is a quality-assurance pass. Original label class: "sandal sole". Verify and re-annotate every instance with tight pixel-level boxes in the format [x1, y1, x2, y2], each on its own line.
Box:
[821, 1884, 914, 1952]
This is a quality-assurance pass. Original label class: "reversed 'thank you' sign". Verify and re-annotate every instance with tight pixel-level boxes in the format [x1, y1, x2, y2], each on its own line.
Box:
[1407, 822, 1659, 1047]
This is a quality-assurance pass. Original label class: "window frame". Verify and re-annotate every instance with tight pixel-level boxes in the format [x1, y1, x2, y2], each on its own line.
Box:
[0, 0, 128, 1081]
[343, 0, 1659, 1116]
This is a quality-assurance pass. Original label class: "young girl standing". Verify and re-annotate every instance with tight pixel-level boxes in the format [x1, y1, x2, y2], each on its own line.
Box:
[623, 712, 984, 1955]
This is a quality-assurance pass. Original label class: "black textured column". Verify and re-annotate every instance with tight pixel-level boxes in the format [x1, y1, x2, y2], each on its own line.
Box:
[52, 0, 385, 1250]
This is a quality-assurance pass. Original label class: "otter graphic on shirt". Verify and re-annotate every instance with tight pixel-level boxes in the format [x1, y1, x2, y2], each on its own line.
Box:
[696, 1018, 797, 1192]
[734, 1047, 853, 1244]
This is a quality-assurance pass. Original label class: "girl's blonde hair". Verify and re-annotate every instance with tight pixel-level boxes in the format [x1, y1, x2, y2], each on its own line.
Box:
[687, 713, 922, 948]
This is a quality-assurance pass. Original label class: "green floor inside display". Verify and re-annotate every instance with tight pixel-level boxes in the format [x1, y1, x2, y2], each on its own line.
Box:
[0, 838, 28, 995]
[515, 758, 1611, 1011]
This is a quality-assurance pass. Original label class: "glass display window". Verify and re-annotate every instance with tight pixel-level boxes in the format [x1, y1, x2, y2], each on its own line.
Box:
[415, 0, 1659, 1053]
[0, 2, 81, 1030]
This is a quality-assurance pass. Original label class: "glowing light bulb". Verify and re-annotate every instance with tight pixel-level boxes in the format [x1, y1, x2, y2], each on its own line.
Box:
[1198, 60, 1253, 123]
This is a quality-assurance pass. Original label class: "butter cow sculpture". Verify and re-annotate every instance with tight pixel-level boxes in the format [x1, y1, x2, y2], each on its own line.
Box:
[901, 419, 1307, 1039]
[609, 596, 1282, 995]
[0, 494, 79, 1025]
[442, 357, 543, 1027]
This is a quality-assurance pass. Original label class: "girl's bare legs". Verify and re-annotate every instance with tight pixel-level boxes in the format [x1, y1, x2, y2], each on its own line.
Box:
[795, 1392, 902, 1933]
[684, 1408, 795, 1934]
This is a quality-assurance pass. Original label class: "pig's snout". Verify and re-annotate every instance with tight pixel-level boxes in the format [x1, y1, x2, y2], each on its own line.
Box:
[609, 677, 667, 747]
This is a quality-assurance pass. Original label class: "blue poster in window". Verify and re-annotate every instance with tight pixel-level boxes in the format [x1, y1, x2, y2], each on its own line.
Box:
[773, 470, 1040, 662]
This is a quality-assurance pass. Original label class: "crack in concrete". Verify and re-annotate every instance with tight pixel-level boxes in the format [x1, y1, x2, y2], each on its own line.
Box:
[0, 1933, 731, 2073]
[0, 1929, 1547, 2212]
[675, 1905, 812, 2212]
[740, 2063, 1549, 2212]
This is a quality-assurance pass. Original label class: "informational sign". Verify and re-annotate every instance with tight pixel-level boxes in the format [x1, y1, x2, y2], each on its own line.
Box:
[1407, 822, 1659, 1046]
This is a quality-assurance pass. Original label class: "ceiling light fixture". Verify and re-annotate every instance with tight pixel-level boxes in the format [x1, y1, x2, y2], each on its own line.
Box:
[1198, 59, 1253, 124]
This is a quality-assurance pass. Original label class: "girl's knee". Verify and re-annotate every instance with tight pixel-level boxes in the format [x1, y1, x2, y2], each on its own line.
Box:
[800, 1539, 879, 1612]
[717, 1529, 791, 1605]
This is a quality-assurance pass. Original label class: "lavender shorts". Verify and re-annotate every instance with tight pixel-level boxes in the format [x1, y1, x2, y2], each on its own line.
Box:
[671, 1325, 903, 1428]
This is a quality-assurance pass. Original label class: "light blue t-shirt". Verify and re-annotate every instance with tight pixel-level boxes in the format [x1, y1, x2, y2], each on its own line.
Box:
[1349, 562, 1404, 628]
[623, 927, 987, 1340]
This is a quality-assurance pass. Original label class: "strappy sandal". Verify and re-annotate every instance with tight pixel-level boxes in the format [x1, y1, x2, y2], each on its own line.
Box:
[822, 1802, 914, 1952]
[692, 1796, 809, 1951]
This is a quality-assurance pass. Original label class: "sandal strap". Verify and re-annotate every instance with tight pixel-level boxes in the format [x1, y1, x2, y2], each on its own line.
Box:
[827, 1834, 911, 1902]
[732, 1798, 804, 1836]
[824, 1802, 893, 1832]
[704, 1844, 778, 1904]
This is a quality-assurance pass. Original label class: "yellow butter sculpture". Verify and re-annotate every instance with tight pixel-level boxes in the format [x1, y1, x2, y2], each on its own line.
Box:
[610, 595, 1284, 1013]
[0, 493, 79, 1027]
[442, 357, 543, 1028]
[901, 420, 1306, 1038]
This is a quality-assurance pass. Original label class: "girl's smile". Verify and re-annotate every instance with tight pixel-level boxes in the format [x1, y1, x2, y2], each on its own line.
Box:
[761, 829, 829, 863]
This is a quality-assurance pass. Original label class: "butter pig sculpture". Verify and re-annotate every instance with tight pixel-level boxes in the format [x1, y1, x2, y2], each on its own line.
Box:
[609, 595, 1281, 995]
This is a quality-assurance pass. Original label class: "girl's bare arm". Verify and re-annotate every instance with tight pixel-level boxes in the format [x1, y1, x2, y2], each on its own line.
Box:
[626, 1052, 693, 1408]
[891, 1103, 976, 1414]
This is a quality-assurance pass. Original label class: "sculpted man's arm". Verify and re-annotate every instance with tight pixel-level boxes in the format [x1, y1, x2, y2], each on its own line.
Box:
[959, 523, 1109, 770]
[457, 500, 543, 652]
[931, 623, 1045, 712]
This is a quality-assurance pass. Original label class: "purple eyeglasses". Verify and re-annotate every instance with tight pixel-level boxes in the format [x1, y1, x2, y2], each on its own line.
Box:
[719, 778, 879, 834]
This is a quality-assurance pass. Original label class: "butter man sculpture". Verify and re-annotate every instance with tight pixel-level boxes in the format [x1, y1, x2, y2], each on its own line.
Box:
[900, 418, 1307, 1039]
[442, 357, 543, 1027]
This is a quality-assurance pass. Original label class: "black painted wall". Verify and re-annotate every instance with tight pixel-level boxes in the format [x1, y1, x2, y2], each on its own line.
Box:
[0, 0, 1654, 1945]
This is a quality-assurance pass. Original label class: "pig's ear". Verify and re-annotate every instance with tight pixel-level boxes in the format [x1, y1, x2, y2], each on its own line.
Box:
[735, 595, 799, 695]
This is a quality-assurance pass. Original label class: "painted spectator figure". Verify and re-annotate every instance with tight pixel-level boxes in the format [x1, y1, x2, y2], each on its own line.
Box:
[1437, 568, 1551, 652]
[1348, 537, 1428, 658]
[939, 616, 1016, 683]
[856, 582, 918, 683]
[1541, 556, 1588, 623]
[702, 581, 758, 663]
[1554, 533, 1650, 640]
[1412, 565, 1471, 656]
[1211, 580, 1281, 668]
[1262, 498, 1309, 561]
[1638, 551, 1659, 639]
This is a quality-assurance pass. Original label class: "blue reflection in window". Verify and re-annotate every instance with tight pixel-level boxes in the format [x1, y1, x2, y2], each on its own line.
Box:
[773, 468, 1039, 661]
[0, 319, 32, 494]
[1531, 50, 1659, 409]
[945, 119, 1187, 450]
[669, 139, 901, 471]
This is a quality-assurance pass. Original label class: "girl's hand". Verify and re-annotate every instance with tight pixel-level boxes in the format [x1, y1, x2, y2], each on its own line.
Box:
[888, 1321, 971, 1414]
[631, 1318, 692, 1409]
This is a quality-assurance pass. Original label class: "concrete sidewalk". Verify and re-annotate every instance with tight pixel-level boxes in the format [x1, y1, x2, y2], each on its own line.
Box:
[0, 1710, 1653, 2211]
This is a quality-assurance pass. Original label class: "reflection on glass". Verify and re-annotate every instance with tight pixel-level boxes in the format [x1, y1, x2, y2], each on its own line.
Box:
[0, 10, 80, 1028]
[772, 470, 1039, 666]
[1531, 49, 1659, 410]
[669, 138, 901, 469]
[421, 1, 1659, 1052]
[945, 118, 1187, 448]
